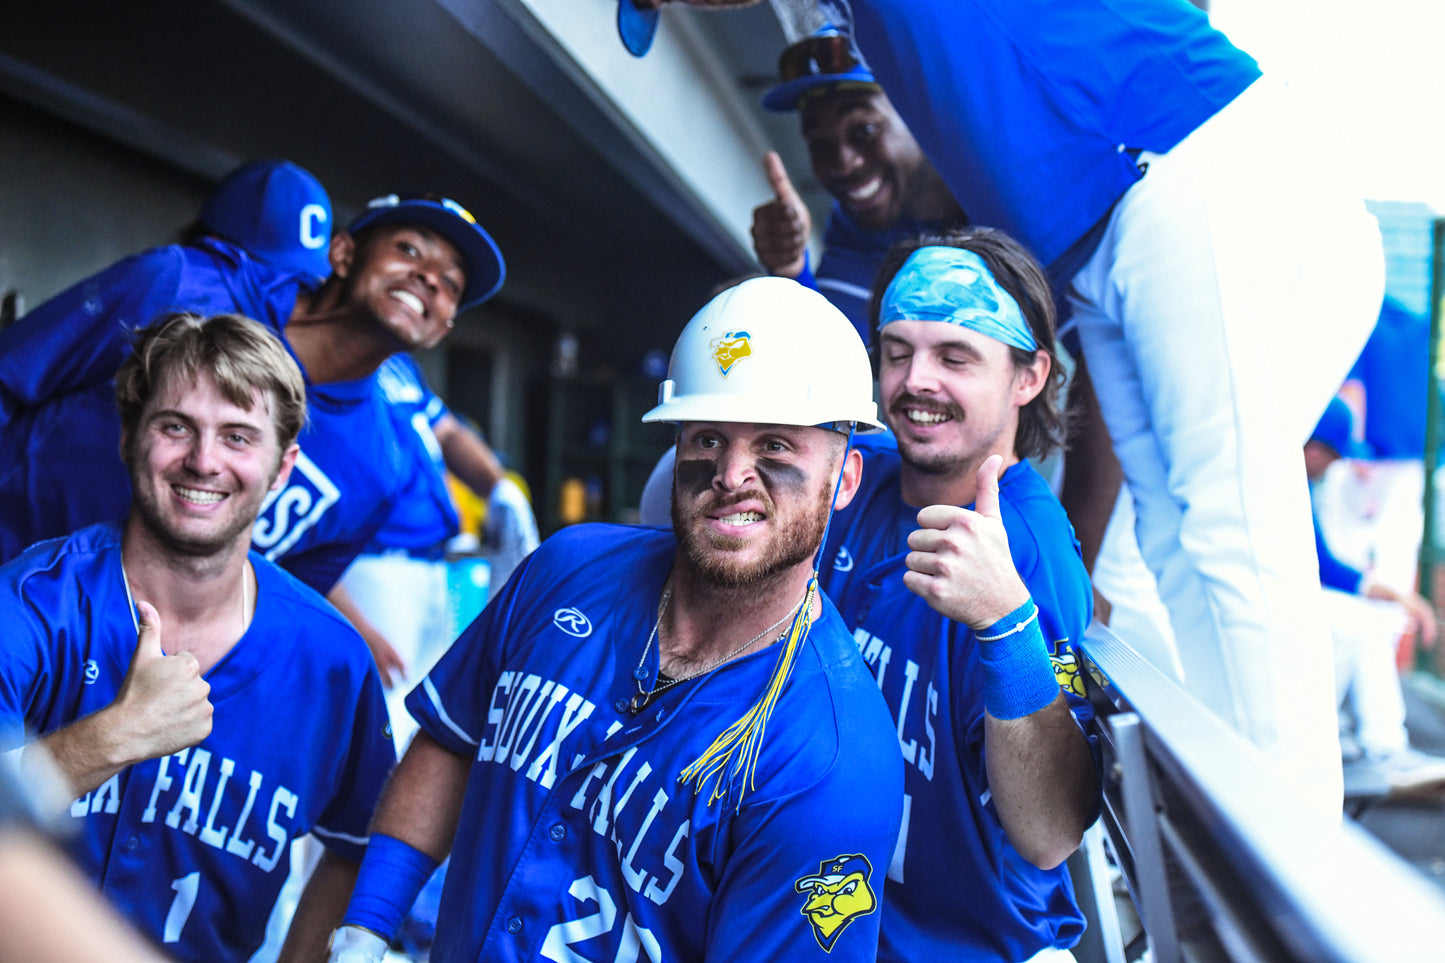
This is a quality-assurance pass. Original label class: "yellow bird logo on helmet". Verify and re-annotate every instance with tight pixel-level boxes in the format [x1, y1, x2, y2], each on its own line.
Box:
[710, 330, 752, 377]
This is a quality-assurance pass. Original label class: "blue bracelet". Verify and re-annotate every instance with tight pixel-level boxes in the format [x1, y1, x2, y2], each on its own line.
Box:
[343, 833, 440, 942]
[976, 600, 1060, 720]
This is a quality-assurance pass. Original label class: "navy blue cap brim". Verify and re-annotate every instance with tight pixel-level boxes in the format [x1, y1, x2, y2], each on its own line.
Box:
[348, 204, 505, 312]
[618, 0, 660, 58]
[760, 70, 878, 112]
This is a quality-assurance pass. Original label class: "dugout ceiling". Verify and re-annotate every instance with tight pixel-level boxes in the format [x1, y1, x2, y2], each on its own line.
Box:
[0, 0, 826, 372]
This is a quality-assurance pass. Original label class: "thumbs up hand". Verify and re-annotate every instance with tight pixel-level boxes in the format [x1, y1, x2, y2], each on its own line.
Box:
[750, 151, 812, 278]
[902, 455, 1031, 629]
[111, 601, 213, 763]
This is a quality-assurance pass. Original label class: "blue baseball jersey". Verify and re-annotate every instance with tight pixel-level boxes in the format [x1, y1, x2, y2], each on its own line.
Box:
[817, 0, 1259, 279]
[0, 236, 411, 593]
[799, 204, 954, 348]
[1347, 298, 1430, 459]
[406, 523, 904, 963]
[0, 522, 395, 963]
[820, 445, 1097, 962]
[364, 354, 461, 555]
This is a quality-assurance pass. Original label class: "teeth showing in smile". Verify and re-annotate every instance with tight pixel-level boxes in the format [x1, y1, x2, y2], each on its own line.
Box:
[175, 486, 225, 505]
[905, 409, 951, 425]
[719, 511, 763, 526]
[845, 177, 882, 203]
[390, 290, 425, 315]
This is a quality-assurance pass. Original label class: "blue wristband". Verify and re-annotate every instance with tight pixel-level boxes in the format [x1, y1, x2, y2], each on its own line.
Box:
[343, 833, 440, 942]
[976, 600, 1060, 720]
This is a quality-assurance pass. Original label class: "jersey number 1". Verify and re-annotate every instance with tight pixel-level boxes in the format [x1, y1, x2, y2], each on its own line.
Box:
[164, 872, 200, 943]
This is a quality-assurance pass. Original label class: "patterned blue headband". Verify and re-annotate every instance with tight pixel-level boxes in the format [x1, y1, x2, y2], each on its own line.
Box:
[878, 246, 1037, 352]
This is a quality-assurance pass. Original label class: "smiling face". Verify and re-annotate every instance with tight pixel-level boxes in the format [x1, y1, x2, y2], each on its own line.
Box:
[800, 88, 951, 233]
[332, 224, 466, 350]
[670, 422, 858, 589]
[878, 321, 1045, 488]
[124, 370, 297, 559]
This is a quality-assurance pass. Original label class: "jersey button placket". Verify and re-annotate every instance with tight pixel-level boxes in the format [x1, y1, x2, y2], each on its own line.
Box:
[506, 916, 524, 934]
[549, 823, 566, 842]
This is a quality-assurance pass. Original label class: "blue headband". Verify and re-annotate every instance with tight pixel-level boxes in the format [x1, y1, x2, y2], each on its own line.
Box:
[878, 247, 1037, 352]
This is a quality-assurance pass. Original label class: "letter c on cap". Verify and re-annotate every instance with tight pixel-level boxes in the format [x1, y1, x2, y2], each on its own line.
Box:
[299, 204, 328, 250]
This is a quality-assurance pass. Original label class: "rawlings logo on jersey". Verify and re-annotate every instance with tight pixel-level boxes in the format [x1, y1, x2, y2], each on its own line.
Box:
[710, 331, 752, 377]
[832, 546, 854, 574]
[553, 607, 593, 638]
[251, 451, 340, 560]
[794, 853, 877, 952]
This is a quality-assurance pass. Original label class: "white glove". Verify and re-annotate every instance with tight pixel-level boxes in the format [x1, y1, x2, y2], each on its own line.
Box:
[326, 925, 388, 963]
[484, 478, 540, 590]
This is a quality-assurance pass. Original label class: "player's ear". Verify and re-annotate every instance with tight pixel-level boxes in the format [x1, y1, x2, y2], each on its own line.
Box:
[831, 445, 865, 512]
[1012, 349, 1049, 406]
[270, 444, 300, 492]
[328, 231, 356, 280]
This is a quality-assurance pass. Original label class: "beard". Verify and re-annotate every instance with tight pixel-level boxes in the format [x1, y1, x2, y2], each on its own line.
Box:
[126, 435, 279, 560]
[671, 482, 833, 589]
[128, 479, 263, 558]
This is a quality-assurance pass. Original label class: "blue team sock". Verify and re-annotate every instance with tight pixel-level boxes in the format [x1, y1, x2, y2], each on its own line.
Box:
[976, 600, 1061, 720]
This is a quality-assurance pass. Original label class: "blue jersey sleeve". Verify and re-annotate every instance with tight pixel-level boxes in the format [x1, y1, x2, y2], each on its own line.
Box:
[1315, 513, 1363, 594]
[312, 664, 395, 862]
[0, 586, 52, 751]
[0, 249, 187, 420]
[272, 493, 395, 596]
[0, 535, 129, 752]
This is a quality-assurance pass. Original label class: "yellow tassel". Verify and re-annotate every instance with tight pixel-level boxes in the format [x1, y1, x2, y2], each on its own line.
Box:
[678, 578, 818, 809]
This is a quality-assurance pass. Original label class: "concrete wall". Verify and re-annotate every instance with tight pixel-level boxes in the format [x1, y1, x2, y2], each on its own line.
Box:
[0, 95, 208, 317]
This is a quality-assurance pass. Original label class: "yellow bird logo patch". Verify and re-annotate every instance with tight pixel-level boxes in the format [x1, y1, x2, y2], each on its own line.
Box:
[710, 330, 752, 377]
[1051, 639, 1085, 698]
[794, 853, 877, 952]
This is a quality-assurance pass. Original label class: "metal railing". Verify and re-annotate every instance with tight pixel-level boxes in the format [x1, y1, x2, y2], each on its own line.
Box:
[1075, 622, 1445, 963]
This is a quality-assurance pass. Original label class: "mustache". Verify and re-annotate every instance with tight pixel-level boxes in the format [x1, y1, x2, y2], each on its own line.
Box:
[889, 392, 964, 421]
[700, 489, 771, 514]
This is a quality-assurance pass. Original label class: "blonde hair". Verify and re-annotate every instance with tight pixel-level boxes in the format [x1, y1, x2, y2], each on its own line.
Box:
[116, 312, 307, 449]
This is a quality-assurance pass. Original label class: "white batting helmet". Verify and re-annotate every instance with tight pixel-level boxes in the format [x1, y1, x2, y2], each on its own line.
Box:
[642, 277, 884, 433]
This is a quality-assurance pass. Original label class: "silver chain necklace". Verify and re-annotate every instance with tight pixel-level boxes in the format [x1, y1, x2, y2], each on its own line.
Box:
[630, 582, 806, 714]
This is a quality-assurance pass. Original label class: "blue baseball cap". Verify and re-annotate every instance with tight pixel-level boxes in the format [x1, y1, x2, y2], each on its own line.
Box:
[618, 0, 660, 58]
[1310, 397, 1372, 460]
[761, 27, 878, 113]
[347, 193, 506, 312]
[201, 159, 333, 285]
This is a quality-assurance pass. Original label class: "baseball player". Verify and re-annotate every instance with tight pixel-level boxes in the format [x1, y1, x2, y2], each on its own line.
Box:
[0, 185, 505, 597]
[0, 313, 395, 963]
[325, 277, 904, 963]
[818, 229, 1099, 962]
[634, 0, 1383, 811]
[749, 24, 963, 345]
[335, 352, 539, 745]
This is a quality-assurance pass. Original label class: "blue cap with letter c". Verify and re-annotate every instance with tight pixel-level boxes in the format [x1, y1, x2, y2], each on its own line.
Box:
[201, 159, 333, 288]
